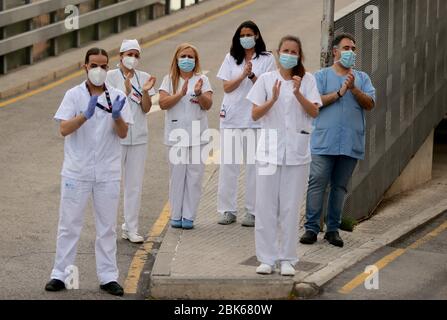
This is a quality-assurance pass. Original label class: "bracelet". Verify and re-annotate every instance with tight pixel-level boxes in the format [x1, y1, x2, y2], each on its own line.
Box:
[248, 72, 255, 80]
[337, 90, 343, 98]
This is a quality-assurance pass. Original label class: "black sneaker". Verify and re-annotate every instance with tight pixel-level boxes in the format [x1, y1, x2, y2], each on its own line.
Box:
[324, 231, 344, 247]
[100, 281, 124, 296]
[300, 230, 318, 244]
[45, 279, 66, 292]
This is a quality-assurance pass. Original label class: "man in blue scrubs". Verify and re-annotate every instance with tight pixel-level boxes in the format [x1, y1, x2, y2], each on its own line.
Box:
[300, 33, 376, 247]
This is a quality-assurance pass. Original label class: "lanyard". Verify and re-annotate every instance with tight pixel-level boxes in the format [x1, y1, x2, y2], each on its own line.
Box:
[120, 69, 142, 97]
[85, 82, 113, 113]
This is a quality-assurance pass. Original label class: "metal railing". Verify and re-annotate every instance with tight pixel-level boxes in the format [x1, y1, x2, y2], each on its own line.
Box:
[334, 0, 447, 220]
[0, 0, 202, 74]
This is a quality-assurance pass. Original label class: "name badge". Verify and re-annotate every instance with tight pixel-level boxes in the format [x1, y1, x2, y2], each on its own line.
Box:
[130, 90, 142, 104]
[220, 108, 226, 118]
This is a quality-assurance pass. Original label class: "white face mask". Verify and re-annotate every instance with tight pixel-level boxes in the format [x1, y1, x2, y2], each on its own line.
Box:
[122, 56, 139, 70]
[88, 67, 107, 86]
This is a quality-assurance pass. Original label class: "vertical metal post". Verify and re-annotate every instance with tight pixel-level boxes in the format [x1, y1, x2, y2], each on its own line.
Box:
[25, 0, 33, 65]
[50, 11, 58, 56]
[165, 0, 171, 15]
[0, 0, 5, 74]
[320, 0, 335, 68]
[94, 0, 101, 40]
[318, 0, 335, 232]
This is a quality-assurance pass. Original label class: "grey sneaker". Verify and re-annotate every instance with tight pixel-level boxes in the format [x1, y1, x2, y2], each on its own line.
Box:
[218, 212, 237, 225]
[241, 213, 255, 227]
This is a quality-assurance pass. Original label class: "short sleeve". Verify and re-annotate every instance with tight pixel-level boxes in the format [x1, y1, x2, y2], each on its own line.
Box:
[201, 75, 213, 93]
[247, 74, 267, 106]
[54, 89, 76, 121]
[216, 54, 233, 81]
[265, 53, 277, 73]
[159, 74, 172, 94]
[304, 73, 323, 107]
[313, 69, 326, 95]
[360, 72, 376, 102]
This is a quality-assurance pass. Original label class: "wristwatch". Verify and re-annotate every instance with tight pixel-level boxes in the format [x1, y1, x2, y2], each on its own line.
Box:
[337, 90, 343, 98]
[248, 72, 256, 80]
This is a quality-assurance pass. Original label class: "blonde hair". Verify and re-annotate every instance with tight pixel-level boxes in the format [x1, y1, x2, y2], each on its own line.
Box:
[169, 43, 202, 94]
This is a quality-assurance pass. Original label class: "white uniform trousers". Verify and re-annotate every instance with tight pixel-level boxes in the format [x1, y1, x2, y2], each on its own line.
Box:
[168, 145, 205, 221]
[217, 128, 257, 215]
[50, 177, 120, 284]
[255, 163, 310, 266]
[121, 143, 148, 234]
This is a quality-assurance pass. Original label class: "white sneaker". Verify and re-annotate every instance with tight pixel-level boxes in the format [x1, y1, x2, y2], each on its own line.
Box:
[122, 230, 144, 243]
[256, 263, 273, 275]
[280, 261, 295, 276]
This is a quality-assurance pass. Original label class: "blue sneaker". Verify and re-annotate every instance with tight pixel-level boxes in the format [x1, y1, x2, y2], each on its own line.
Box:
[170, 219, 182, 228]
[182, 218, 194, 229]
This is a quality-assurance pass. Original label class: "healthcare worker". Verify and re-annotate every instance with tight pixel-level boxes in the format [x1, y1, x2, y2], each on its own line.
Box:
[45, 48, 133, 296]
[216, 20, 276, 227]
[159, 43, 213, 230]
[247, 36, 322, 276]
[107, 39, 156, 243]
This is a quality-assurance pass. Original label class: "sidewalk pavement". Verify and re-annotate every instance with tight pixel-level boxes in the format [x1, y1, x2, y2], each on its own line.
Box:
[150, 152, 447, 299]
[0, 0, 245, 100]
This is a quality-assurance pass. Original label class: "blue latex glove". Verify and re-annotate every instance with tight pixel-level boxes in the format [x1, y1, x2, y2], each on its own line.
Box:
[84, 95, 98, 119]
[112, 96, 126, 120]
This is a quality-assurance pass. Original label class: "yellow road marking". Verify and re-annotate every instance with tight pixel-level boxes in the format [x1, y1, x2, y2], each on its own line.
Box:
[0, 0, 255, 109]
[338, 220, 447, 294]
[123, 0, 256, 294]
[124, 203, 170, 294]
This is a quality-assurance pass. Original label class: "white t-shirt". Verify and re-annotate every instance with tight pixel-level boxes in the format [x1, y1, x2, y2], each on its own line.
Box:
[247, 70, 322, 165]
[159, 74, 213, 147]
[106, 68, 156, 145]
[217, 52, 276, 129]
[54, 81, 133, 182]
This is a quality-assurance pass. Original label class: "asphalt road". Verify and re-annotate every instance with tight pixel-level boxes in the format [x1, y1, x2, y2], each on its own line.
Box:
[0, 0, 353, 299]
[317, 211, 447, 300]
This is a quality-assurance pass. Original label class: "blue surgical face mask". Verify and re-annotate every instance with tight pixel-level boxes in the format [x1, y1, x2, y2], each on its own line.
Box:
[240, 36, 256, 50]
[178, 58, 195, 72]
[279, 53, 299, 70]
[338, 50, 356, 68]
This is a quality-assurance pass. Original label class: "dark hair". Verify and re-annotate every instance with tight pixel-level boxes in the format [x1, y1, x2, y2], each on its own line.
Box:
[278, 35, 306, 78]
[84, 47, 109, 64]
[332, 33, 356, 48]
[230, 20, 268, 65]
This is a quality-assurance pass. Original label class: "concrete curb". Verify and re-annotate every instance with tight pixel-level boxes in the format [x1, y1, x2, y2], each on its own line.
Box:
[292, 201, 447, 298]
[0, 0, 246, 100]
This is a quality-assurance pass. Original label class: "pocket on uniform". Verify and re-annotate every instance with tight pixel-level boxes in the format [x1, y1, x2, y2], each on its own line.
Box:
[61, 179, 79, 201]
[351, 130, 365, 154]
[310, 129, 328, 150]
[295, 132, 311, 157]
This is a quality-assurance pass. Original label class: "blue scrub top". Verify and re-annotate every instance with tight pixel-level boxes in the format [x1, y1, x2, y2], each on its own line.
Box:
[311, 67, 376, 160]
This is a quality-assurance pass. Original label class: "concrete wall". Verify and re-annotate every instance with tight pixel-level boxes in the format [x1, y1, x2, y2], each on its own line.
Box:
[384, 130, 434, 199]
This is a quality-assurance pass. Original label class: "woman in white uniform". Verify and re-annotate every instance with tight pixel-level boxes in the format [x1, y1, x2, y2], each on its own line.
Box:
[45, 48, 133, 296]
[159, 43, 213, 229]
[217, 20, 276, 227]
[247, 36, 322, 276]
[107, 39, 156, 243]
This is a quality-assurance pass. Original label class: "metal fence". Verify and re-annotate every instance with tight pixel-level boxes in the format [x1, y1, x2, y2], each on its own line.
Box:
[334, 0, 447, 220]
[0, 0, 203, 74]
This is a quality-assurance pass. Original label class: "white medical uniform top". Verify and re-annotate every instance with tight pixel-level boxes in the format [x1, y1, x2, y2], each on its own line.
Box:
[217, 52, 276, 129]
[247, 70, 322, 166]
[54, 81, 133, 182]
[106, 68, 156, 146]
[159, 74, 213, 147]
